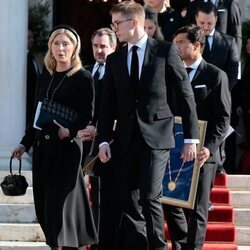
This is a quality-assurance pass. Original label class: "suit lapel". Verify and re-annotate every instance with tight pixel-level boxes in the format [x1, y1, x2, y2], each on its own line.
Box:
[138, 37, 158, 93]
[210, 31, 219, 56]
[119, 45, 135, 94]
[191, 59, 206, 85]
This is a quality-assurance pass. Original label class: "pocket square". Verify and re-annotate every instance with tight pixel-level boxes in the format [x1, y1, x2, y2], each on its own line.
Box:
[194, 85, 206, 88]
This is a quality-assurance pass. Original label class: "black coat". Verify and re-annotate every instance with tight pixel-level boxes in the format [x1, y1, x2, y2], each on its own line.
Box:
[98, 37, 199, 153]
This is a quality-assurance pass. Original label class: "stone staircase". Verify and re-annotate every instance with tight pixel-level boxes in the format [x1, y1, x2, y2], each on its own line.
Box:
[0, 171, 249, 249]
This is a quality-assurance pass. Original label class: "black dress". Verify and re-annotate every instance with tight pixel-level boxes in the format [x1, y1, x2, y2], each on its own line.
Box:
[21, 68, 98, 248]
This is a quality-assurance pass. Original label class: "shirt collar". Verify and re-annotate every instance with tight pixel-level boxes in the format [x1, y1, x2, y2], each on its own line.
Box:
[94, 61, 105, 69]
[208, 29, 215, 37]
[184, 56, 203, 70]
[127, 32, 148, 53]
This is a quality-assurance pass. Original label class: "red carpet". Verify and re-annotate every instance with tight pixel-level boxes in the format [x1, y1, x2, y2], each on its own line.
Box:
[164, 173, 237, 250]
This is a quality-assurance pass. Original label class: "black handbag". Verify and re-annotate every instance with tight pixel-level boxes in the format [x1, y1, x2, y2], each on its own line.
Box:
[1, 157, 28, 196]
[36, 98, 78, 128]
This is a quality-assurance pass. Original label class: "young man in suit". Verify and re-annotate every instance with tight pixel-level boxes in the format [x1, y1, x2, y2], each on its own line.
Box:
[185, 0, 241, 55]
[165, 24, 231, 250]
[79, 28, 120, 250]
[97, 1, 199, 249]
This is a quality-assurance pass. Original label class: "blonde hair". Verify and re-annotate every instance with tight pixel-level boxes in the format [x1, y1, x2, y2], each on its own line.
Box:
[44, 28, 82, 76]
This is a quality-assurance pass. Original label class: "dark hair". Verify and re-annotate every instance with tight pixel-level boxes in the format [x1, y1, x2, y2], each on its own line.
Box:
[91, 28, 117, 47]
[144, 6, 164, 41]
[174, 24, 206, 52]
[196, 2, 218, 17]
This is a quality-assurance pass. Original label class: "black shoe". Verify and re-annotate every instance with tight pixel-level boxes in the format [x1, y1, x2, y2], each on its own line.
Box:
[208, 201, 214, 212]
[216, 165, 226, 175]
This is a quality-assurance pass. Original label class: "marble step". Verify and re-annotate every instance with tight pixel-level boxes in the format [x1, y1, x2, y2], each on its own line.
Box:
[0, 241, 49, 250]
[0, 223, 45, 241]
[236, 226, 250, 245]
[230, 190, 250, 207]
[0, 223, 249, 245]
[234, 208, 250, 226]
[227, 175, 250, 190]
[0, 204, 37, 223]
[0, 187, 34, 204]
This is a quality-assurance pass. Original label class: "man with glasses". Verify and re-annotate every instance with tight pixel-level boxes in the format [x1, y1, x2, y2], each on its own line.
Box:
[97, 1, 199, 250]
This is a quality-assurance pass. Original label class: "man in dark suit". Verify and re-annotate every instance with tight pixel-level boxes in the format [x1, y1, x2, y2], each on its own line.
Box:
[165, 24, 231, 250]
[27, 29, 40, 126]
[79, 28, 120, 250]
[185, 0, 241, 55]
[195, 2, 239, 91]
[97, 2, 199, 250]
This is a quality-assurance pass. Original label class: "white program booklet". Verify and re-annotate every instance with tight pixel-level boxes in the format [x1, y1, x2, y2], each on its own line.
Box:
[33, 101, 42, 130]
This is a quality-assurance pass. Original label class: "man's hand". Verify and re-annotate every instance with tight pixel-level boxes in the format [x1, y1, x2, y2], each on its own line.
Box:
[181, 143, 197, 162]
[98, 144, 111, 163]
[197, 147, 210, 167]
[78, 125, 96, 141]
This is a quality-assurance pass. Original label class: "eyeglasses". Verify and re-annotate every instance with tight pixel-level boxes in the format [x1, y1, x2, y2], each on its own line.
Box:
[110, 19, 133, 30]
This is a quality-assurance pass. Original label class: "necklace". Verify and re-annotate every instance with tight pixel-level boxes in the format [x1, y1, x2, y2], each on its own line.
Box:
[46, 70, 68, 101]
[167, 157, 185, 192]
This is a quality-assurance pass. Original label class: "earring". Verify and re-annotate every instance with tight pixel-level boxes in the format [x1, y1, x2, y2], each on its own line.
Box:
[51, 54, 54, 58]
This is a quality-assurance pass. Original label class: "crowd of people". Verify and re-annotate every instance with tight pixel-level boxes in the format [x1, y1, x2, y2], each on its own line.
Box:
[11, 0, 249, 249]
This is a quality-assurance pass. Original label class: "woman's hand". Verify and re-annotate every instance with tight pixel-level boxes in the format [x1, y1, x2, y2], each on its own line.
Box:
[11, 145, 26, 160]
[53, 120, 70, 140]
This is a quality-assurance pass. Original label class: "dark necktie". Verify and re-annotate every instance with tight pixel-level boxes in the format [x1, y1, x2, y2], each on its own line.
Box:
[130, 46, 139, 89]
[202, 36, 211, 60]
[186, 67, 193, 75]
[93, 63, 103, 82]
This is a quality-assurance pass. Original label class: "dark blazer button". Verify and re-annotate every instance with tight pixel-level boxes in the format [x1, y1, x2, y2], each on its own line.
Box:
[135, 99, 139, 103]
[45, 134, 50, 140]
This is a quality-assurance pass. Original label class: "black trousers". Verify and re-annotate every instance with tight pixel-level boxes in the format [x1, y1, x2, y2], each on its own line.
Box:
[90, 159, 122, 250]
[116, 128, 169, 250]
[164, 162, 217, 250]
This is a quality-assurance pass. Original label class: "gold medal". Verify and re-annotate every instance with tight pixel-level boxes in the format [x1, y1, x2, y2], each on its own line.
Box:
[168, 181, 176, 191]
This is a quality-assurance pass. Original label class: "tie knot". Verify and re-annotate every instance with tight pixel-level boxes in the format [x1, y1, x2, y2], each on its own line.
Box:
[186, 67, 193, 74]
[97, 63, 103, 69]
[132, 46, 138, 53]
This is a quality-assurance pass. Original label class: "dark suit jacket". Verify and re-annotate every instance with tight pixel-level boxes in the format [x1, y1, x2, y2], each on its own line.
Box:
[191, 59, 231, 162]
[185, 0, 242, 54]
[158, 8, 184, 42]
[27, 51, 39, 126]
[84, 64, 103, 125]
[203, 30, 239, 90]
[98, 37, 199, 153]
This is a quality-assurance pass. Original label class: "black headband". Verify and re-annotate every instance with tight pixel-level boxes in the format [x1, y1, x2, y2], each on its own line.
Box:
[50, 24, 79, 42]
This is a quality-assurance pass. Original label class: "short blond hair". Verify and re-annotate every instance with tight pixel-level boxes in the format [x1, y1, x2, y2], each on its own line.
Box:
[44, 27, 82, 76]
[110, 1, 145, 26]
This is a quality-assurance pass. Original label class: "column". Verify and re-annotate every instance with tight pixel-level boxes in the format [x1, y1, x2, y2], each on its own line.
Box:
[0, 0, 31, 170]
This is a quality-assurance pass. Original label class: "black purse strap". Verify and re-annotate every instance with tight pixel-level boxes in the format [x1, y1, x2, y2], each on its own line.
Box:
[10, 156, 22, 175]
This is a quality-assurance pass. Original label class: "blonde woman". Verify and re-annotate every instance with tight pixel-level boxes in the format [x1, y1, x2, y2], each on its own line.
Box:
[12, 25, 97, 250]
